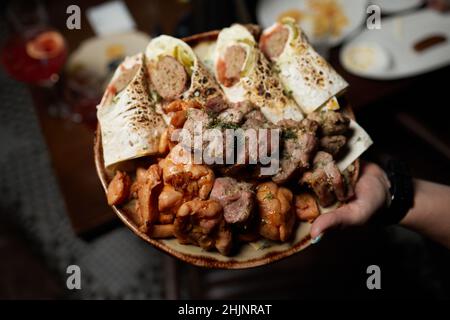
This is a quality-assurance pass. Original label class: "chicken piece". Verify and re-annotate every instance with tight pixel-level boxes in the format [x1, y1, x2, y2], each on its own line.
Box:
[308, 110, 350, 136]
[150, 224, 175, 238]
[136, 164, 163, 233]
[256, 182, 295, 242]
[162, 99, 201, 114]
[163, 100, 202, 130]
[174, 199, 232, 255]
[158, 128, 171, 154]
[158, 184, 183, 212]
[295, 193, 320, 222]
[158, 145, 215, 214]
[164, 145, 214, 199]
[214, 221, 233, 256]
[107, 171, 131, 206]
[122, 199, 142, 226]
[209, 177, 255, 224]
[158, 212, 175, 224]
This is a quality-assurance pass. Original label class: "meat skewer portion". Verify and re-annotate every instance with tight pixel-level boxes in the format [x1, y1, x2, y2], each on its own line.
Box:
[308, 110, 350, 136]
[210, 177, 255, 225]
[320, 135, 347, 156]
[272, 118, 319, 184]
[308, 110, 350, 157]
[301, 151, 354, 207]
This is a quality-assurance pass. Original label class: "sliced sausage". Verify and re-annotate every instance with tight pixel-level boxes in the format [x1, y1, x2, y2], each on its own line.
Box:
[150, 55, 188, 100]
[217, 45, 247, 87]
[260, 25, 289, 59]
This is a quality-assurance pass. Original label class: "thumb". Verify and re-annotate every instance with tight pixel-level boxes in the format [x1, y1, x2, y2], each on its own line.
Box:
[310, 204, 359, 239]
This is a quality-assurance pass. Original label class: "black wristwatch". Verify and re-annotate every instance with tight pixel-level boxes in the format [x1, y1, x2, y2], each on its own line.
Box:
[378, 159, 415, 225]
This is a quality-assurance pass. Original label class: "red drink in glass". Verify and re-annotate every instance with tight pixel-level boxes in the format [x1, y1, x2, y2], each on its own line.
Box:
[1, 28, 68, 85]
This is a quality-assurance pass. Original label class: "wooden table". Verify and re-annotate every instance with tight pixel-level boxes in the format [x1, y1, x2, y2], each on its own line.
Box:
[31, 0, 448, 236]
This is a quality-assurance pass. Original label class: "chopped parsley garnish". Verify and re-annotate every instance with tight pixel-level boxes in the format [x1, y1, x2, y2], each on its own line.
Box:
[264, 192, 275, 200]
[207, 118, 240, 130]
[282, 128, 297, 140]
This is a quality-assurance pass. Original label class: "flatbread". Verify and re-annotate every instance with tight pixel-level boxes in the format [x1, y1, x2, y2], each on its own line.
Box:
[145, 35, 226, 108]
[262, 19, 348, 114]
[97, 53, 166, 168]
[214, 24, 304, 124]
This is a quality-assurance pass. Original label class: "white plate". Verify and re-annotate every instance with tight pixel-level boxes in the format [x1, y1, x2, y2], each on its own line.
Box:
[67, 31, 151, 80]
[370, 0, 424, 14]
[340, 9, 450, 80]
[257, 0, 367, 46]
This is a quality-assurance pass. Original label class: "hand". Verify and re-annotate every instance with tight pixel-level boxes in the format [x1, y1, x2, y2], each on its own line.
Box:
[427, 0, 450, 11]
[310, 162, 391, 240]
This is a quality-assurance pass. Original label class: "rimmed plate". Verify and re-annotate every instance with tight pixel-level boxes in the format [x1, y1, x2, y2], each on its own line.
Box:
[370, 0, 424, 15]
[257, 0, 367, 47]
[340, 9, 450, 80]
[94, 30, 360, 269]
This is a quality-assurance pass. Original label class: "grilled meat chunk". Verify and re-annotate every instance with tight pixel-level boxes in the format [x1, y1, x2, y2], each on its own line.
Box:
[308, 110, 350, 136]
[272, 118, 319, 184]
[301, 151, 353, 207]
[210, 177, 255, 224]
[320, 135, 347, 156]
[174, 199, 232, 255]
[217, 101, 254, 124]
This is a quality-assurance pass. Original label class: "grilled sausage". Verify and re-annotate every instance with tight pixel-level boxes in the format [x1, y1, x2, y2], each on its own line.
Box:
[217, 45, 247, 87]
[150, 55, 188, 100]
[260, 25, 289, 59]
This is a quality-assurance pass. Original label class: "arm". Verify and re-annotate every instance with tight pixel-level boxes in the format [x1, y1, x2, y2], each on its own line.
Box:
[310, 162, 450, 249]
[400, 179, 450, 248]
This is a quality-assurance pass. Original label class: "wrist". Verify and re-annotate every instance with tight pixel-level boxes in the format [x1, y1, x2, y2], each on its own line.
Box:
[378, 159, 414, 225]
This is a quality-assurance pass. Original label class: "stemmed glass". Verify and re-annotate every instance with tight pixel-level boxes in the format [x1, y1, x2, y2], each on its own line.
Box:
[1, 0, 69, 117]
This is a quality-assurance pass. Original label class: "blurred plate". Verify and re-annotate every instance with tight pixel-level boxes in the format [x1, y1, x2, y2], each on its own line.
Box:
[340, 9, 450, 80]
[67, 31, 151, 83]
[257, 0, 367, 46]
[370, 0, 424, 14]
[64, 31, 150, 124]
